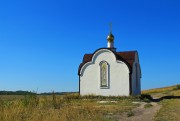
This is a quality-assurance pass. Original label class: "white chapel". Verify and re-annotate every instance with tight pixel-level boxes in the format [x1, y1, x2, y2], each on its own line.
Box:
[78, 31, 141, 96]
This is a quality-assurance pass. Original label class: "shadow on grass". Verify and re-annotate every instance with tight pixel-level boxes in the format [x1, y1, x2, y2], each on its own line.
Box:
[140, 94, 180, 103]
[152, 96, 180, 102]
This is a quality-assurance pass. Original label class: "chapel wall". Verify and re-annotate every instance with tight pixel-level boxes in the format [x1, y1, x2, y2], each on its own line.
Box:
[80, 49, 130, 96]
[131, 52, 141, 95]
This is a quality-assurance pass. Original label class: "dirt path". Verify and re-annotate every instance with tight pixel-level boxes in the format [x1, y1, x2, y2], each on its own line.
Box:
[115, 102, 161, 121]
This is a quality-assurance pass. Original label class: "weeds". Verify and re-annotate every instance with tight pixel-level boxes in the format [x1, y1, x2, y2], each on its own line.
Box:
[52, 91, 58, 109]
[21, 93, 39, 107]
[0, 94, 138, 121]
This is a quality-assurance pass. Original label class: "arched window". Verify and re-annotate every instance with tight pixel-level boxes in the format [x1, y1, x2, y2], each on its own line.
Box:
[100, 61, 109, 88]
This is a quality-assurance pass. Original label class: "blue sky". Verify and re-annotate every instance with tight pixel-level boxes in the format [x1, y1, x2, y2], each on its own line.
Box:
[0, 0, 180, 92]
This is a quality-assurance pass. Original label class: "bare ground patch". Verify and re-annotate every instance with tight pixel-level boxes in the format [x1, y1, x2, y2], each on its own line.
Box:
[114, 102, 161, 121]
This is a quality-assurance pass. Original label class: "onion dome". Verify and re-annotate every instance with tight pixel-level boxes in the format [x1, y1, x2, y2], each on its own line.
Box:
[107, 32, 114, 42]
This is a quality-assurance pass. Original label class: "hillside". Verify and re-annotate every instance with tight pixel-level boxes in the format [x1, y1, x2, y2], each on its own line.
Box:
[142, 85, 180, 121]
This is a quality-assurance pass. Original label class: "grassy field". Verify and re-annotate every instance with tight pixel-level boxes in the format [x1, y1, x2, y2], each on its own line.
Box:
[0, 94, 140, 121]
[0, 85, 179, 121]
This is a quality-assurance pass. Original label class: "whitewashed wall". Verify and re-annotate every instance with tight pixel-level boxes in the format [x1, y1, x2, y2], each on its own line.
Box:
[80, 49, 130, 96]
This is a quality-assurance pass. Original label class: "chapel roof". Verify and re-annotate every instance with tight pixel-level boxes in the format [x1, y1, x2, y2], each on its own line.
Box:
[78, 48, 137, 75]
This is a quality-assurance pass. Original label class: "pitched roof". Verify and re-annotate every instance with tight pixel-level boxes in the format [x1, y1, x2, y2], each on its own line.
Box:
[116, 51, 136, 68]
[78, 48, 136, 75]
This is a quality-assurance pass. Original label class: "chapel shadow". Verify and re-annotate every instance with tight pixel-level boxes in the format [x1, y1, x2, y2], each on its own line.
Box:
[152, 96, 180, 102]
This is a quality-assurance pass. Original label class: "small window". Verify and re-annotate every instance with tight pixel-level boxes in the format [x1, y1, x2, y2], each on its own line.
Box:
[100, 61, 109, 88]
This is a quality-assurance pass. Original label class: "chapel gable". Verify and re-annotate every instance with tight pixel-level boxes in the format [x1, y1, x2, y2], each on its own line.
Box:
[78, 30, 141, 96]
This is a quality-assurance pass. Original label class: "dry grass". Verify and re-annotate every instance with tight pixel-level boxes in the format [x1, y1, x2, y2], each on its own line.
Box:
[0, 94, 138, 121]
[1, 85, 179, 121]
[142, 85, 176, 94]
[153, 99, 180, 121]
[143, 85, 180, 121]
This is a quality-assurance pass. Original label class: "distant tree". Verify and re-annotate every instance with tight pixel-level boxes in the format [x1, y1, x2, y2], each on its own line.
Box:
[0, 90, 36, 95]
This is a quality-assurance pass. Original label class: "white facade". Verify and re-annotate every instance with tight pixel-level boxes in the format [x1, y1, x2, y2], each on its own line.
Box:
[78, 48, 141, 96]
[78, 31, 141, 96]
[79, 49, 137, 96]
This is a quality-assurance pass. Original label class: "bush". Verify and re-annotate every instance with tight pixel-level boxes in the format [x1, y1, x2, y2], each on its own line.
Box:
[127, 111, 134, 117]
[21, 94, 39, 107]
[139, 94, 152, 103]
[174, 84, 180, 90]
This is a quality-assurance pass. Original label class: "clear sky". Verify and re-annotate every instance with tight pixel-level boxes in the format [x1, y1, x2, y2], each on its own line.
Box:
[0, 0, 180, 93]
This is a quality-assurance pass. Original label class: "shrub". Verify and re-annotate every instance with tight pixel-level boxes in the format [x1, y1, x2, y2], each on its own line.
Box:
[127, 111, 134, 117]
[52, 91, 58, 109]
[139, 94, 152, 103]
[174, 84, 180, 90]
[21, 94, 39, 107]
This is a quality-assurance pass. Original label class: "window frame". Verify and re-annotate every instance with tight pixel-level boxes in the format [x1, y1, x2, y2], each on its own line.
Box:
[99, 61, 109, 89]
